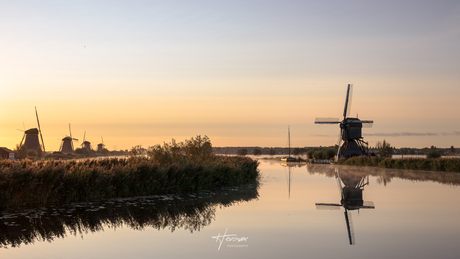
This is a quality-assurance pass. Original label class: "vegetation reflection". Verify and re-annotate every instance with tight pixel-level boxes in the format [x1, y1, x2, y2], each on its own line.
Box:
[0, 182, 259, 248]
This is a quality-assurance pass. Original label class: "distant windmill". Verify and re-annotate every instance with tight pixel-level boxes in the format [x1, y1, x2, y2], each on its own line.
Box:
[315, 84, 373, 160]
[59, 123, 78, 153]
[19, 107, 46, 155]
[97, 136, 105, 152]
[81, 131, 92, 150]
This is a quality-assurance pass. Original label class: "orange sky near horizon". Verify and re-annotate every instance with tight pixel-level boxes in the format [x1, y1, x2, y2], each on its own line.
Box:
[1, 1, 460, 151]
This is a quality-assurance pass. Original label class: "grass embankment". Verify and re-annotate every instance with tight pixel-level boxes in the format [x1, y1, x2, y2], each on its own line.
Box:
[336, 156, 460, 173]
[0, 155, 259, 210]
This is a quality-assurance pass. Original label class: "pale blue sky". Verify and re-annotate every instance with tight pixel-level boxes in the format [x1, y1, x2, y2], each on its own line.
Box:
[1, 0, 460, 150]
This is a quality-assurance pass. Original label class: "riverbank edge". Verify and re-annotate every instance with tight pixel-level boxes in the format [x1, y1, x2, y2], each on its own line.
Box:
[335, 156, 460, 173]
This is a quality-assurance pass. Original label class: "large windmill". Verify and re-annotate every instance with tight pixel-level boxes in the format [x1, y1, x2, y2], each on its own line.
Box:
[97, 136, 105, 152]
[315, 168, 375, 245]
[59, 124, 78, 153]
[315, 84, 373, 160]
[19, 107, 46, 155]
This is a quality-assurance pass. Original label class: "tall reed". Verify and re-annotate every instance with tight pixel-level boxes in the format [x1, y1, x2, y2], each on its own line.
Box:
[0, 156, 259, 210]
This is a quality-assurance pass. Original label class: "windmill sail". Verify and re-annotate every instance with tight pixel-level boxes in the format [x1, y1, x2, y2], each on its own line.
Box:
[344, 209, 355, 245]
[315, 118, 341, 124]
[343, 84, 353, 119]
[35, 106, 45, 152]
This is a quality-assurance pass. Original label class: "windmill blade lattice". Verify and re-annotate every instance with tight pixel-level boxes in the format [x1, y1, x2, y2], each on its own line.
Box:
[343, 84, 353, 119]
[315, 117, 341, 124]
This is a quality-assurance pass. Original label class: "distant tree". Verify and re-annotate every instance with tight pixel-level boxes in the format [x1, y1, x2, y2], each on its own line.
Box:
[427, 150, 441, 158]
[376, 140, 393, 158]
[183, 135, 212, 162]
[101, 148, 110, 156]
[307, 149, 314, 159]
[325, 148, 336, 159]
[451, 146, 455, 154]
[75, 147, 96, 157]
[237, 149, 248, 156]
[253, 148, 262, 156]
[129, 145, 144, 158]
[313, 150, 324, 159]
[14, 144, 27, 159]
[268, 148, 276, 156]
[27, 149, 38, 157]
[292, 148, 301, 156]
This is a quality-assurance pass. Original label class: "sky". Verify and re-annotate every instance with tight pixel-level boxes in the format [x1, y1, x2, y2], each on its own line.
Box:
[1, 0, 460, 151]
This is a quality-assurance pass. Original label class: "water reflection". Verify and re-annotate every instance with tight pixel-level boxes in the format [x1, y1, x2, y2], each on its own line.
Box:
[0, 183, 259, 248]
[307, 164, 460, 186]
[281, 163, 297, 199]
[306, 164, 460, 246]
[316, 168, 375, 245]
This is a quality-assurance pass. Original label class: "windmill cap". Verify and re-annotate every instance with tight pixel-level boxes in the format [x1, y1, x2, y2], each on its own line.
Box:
[25, 128, 39, 134]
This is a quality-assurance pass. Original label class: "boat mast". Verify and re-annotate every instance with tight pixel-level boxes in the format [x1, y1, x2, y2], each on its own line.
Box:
[288, 126, 291, 158]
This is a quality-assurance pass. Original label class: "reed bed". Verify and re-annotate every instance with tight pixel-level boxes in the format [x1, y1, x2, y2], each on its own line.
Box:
[336, 156, 460, 173]
[0, 155, 259, 210]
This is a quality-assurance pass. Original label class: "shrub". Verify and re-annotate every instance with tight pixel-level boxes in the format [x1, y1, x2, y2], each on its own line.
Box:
[307, 149, 314, 159]
[426, 150, 441, 158]
[237, 149, 248, 156]
[376, 140, 393, 158]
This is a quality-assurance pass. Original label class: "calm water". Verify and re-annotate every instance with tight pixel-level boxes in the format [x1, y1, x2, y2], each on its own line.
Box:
[2, 160, 460, 259]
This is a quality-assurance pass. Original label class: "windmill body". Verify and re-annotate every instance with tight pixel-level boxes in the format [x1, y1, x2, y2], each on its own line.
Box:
[19, 107, 45, 155]
[82, 141, 92, 150]
[80, 131, 92, 150]
[97, 136, 105, 152]
[97, 143, 105, 152]
[315, 84, 373, 160]
[60, 137, 75, 153]
[23, 128, 42, 151]
[59, 124, 78, 153]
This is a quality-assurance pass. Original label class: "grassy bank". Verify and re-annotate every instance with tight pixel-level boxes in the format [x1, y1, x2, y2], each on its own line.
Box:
[336, 156, 460, 173]
[0, 155, 259, 210]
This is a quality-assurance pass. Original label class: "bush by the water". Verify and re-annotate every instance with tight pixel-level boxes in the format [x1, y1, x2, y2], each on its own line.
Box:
[0, 136, 260, 210]
[426, 150, 442, 158]
[376, 140, 393, 158]
[307, 147, 336, 160]
[336, 156, 460, 173]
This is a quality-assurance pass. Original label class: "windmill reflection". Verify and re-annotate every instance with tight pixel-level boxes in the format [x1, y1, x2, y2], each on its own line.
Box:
[315, 168, 374, 245]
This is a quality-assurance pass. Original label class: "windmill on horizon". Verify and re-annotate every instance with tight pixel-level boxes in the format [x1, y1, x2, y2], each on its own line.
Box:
[59, 124, 78, 153]
[18, 107, 46, 156]
[315, 84, 374, 161]
[97, 136, 105, 152]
